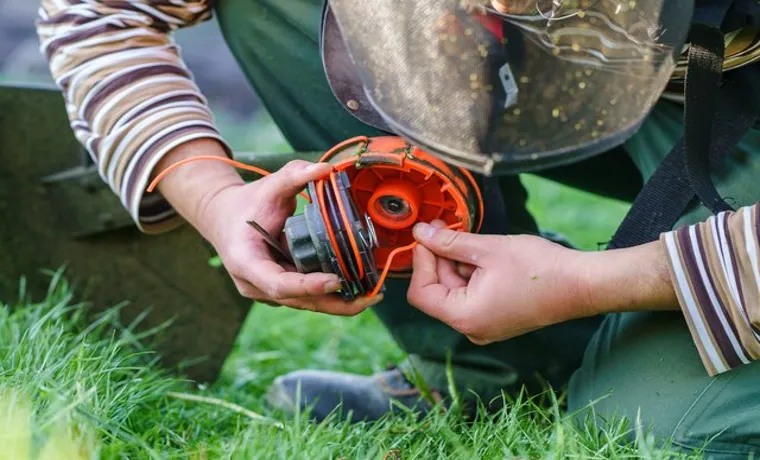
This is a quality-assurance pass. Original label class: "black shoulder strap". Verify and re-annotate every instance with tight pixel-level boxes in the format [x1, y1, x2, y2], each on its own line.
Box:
[683, 24, 733, 215]
[607, 17, 760, 249]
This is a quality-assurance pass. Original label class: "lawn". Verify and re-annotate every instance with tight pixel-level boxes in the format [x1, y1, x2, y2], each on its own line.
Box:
[0, 113, 704, 459]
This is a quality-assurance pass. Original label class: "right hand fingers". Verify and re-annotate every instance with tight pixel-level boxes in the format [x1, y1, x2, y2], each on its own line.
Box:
[412, 221, 495, 265]
[221, 160, 338, 301]
[232, 275, 383, 316]
[429, 220, 468, 289]
[259, 160, 333, 201]
[407, 244, 465, 323]
[230, 159, 383, 307]
[234, 258, 342, 299]
[278, 294, 384, 317]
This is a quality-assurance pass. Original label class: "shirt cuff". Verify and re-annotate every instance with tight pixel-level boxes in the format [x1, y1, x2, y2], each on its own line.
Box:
[660, 206, 760, 376]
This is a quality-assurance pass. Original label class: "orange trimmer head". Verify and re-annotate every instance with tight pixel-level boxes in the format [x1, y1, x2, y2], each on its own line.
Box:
[282, 136, 483, 300]
[138, 129, 484, 367]
[148, 135, 484, 301]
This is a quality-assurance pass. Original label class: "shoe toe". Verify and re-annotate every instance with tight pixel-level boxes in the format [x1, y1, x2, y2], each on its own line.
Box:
[264, 369, 429, 422]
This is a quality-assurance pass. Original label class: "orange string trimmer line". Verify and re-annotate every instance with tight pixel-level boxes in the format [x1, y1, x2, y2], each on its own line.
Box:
[146, 155, 312, 201]
[369, 222, 463, 297]
[146, 152, 466, 299]
[319, 136, 370, 163]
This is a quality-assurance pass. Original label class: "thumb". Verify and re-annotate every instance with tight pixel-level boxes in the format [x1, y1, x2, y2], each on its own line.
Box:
[407, 244, 458, 324]
[262, 160, 332, 199]
[412, 223, 492, 265]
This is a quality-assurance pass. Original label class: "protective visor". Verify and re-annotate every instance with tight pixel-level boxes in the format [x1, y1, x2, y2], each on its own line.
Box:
[321, 0, 694, 175]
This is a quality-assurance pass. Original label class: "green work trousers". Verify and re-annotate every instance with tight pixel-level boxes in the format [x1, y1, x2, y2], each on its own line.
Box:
[215, 0, 760, 456]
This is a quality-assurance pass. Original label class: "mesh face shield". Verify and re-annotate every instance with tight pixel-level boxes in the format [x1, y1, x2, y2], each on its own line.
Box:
[321, 0, 695, 175]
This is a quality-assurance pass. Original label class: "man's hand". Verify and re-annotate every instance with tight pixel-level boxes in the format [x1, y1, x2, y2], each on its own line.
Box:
[407, 221, 586, 344]
[407, 220, 678, 345]
[153, 139, 383, 316]
[200, 161, 385, 315]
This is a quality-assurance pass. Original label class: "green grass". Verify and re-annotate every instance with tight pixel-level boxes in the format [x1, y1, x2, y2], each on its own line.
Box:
[1, 268, 702, 459]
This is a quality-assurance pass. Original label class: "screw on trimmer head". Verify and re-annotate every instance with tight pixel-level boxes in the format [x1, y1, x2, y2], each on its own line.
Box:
[283, 171, 383, 301]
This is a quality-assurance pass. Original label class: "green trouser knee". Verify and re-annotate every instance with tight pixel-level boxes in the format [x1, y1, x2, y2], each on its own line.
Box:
[216, 1, 760, 455]
[568, 101, 760, 458]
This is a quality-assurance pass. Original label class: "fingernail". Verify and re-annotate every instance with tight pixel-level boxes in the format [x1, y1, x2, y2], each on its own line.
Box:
[324, 280, 342, 293]
[306, 163, 322, 172]
[414, 223, 436, 240]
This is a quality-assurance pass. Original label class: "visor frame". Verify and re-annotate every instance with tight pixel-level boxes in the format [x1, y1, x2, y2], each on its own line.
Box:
[320, 3, 391, 133]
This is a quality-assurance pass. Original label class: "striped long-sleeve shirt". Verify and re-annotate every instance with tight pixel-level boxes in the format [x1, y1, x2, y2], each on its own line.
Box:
[35, 0, 227, 234]
[35, 0, 760, 376]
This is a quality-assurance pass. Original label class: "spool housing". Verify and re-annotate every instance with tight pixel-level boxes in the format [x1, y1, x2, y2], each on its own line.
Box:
[281, 136, 483, 298]
[322, 136, 483, 275]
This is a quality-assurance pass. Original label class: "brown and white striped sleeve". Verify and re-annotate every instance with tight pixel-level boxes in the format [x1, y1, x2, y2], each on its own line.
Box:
[660, 204, 760, 376]
[35, 0, 230, 234]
